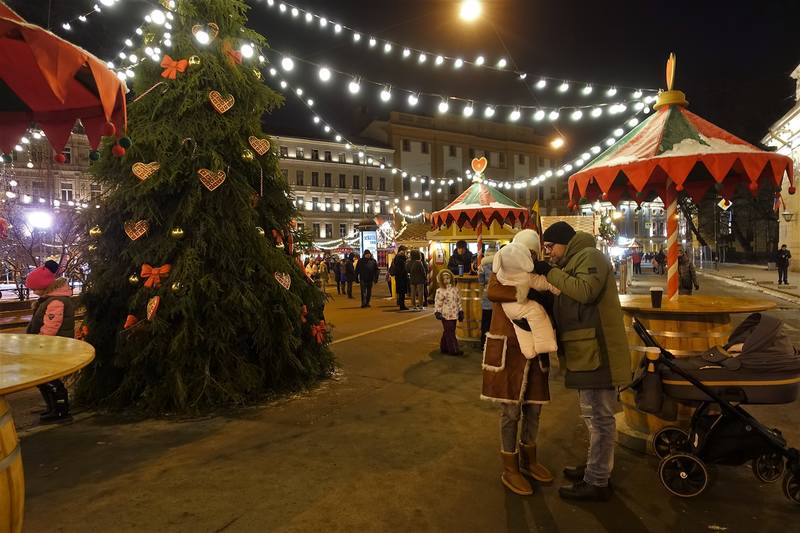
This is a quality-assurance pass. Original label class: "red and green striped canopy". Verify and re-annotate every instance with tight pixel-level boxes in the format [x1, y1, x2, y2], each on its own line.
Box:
[568, 103, 795, 206]
[431, 181, 528, 229]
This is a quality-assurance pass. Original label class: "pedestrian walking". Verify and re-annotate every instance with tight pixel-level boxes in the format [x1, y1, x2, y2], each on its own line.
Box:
[344, 253, 356, 299]
[481, 230, 555, 497]
[535, 221, 630, 501]
[408, 250, 427, 311]
[389, 246, 410, 311]
[318, 259, 329, 293]
[678, 247, 699, 295]
[478, 245, 496, 348]
[333, 257, 343, 295]
[777, 244, 792, 285]
[434, 269, 463, 355]
[385, 265, 393, 297]
[655, 250, 666, 275]
[421, 254, 430, 306]
[632, 250, 642, 275]
[25, 260, 74, 424]
[355, 249, 379, 307]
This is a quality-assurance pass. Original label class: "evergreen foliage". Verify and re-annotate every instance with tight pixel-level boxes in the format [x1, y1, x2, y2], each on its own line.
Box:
[77, 0, 333, 413]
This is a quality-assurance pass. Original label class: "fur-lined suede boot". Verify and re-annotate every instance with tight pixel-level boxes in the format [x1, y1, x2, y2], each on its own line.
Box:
[519, 443, 554, 483]
[501, 451, 533, 496]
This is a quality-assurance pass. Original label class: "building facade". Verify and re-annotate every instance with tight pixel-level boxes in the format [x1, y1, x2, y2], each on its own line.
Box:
[763, 63, 800, 270]
[274, 136, 397, 241]
[360, 112, 565, 216]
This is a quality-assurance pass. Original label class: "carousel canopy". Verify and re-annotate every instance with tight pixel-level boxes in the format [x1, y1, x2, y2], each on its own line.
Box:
[569, 82, 794, 206]
[0, 4, 127, 154]
[431, 174, 529, 229]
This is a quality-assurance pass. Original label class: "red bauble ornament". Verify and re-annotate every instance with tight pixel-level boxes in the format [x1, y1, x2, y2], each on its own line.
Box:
[112, 144, 126, 157]
[790, 186, 797, 195]
[103, 122, 116, 137]
[54, 153, 66, 164]
[676, 183, 684, 191]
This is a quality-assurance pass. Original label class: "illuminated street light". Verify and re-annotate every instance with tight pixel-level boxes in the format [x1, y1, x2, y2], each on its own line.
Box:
[459, 0, 482, 22]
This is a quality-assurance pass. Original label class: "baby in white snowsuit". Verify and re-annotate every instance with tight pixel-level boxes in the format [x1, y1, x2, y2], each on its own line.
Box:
[493, 231, 559, 359]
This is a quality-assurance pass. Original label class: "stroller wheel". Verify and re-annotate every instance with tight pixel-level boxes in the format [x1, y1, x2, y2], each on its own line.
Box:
[659, 454, 709, 498]
[752, 452, 785, 483]
[783, 472, 800, 504]
[652, 427, 691, 459]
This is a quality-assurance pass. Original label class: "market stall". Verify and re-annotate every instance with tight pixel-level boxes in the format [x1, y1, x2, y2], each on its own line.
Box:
[431, 158, 529, 342]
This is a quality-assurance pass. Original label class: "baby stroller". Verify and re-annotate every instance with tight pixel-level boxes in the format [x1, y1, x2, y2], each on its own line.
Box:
[629, 314, 800, 503]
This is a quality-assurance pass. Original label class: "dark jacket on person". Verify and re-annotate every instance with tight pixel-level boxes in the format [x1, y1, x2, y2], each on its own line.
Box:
[544, 231, 630, 389]
[390, 253, 409, 292]
[355, 256, 379, 285]
[344, 259, 356, 282]
[777, 248, 792, 267]
[333, 261, 342, 281]
[678, 255, 699, 292]
[408, 258, 427, 285]
[448, 250, 473, 274]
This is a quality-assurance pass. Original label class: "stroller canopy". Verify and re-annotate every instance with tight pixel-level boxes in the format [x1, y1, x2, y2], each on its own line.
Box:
[727, 313, 800, 373]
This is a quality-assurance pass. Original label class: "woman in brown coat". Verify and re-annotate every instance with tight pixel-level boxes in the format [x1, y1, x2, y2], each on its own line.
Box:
[481, 230, 554, 496]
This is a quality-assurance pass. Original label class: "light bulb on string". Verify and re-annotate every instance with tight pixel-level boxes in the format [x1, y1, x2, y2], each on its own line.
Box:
[605, 138, 615, 147]
[291, 7, 299, 17]
[313, 116, 320, 124]
[304, 12, 313, 22]
[150, 9, 166, 25]
[535, 79, 547, 89]
[324, 125, 331, 133]
[195, 30, 210, 45]
[295, 87, 303, 96]
[348, 78, 361, 94]
[558, 82, 570, 92]
[278, 3, 286, 13]
[435, 55, 444, 66]
[353, 32, 361, 42]
[334, 24, 342, 34]
[78, 15, 87, 22]
[454, 58, 464, 68]
[591, 107, 602, 118]
[280, 80, 287, 89]
[280, 56, 293, 70]
[497, 58, 507, 69]
[135, 28, 143, 35]
[369, 37, 377, 47]
[633, 90, 643, 99]
[418, 53, 427, 64]
[407, 93, 419, 106]
[307, 98, 314, 106]
[380, 86, 392, 102]
[402, 48, 411, 58]
[606, 87, 617, 97]
[548, 110, 560, 121]
[582, 85, 593, 95]
[319, 17, 328, 27]
[463, 102, 474, 117]
[628, 118, 639, 127]
[475, 55, 485, 66]
[550, 137, 565, 149]
[61, 22, 71, 30]
[533, 109, 545, 121]
[318, 67, 332, 82]
[634, 101, 645, 111]
[384, 42, 392, 53]
[438, 99, 450, 114]
[124, 38, 133, 47]
[591, 145, 601, 154]
[484, 105, 495, 118]
[509, 107, 521, 122]
[613, 128, 624, 137]
[571, 109, 583, 121]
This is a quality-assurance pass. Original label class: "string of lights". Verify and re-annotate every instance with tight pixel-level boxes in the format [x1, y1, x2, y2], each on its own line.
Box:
[262, 48, 653, 123]
[256, 0, 658, 95]
[57, 0, 126, 32]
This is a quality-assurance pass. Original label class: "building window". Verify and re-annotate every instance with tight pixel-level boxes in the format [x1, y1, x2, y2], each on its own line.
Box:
[421, 179, 429, 193]
[60, 182, 74, 202]
[338, 153, 346, 163]
[403, 177, 411, 192]
[449, 182, 456, 196]
[550, 186, 556, 195]
[469, 148, 475, 160]
[352, 224, 359, 234]
[312, 197, 319, 211]
[281, 168, 289, 180]
[296, 147, 304, 159]
[324, 173, 332, 187]
[339, 223, 346, 237]
[380, 201, 387, 214]
[421, 142, 429, 154]
[325, 199, 332, 212]
[339, 174, 346, 188]
[366, 176, 373, 190]
[538, 156, 545, 166]
[325, 224, 332, 238]
[339, 199, 346, 212]
[379, 177, 386, 191]
[312, 172, 319, 187]
[312, 149, 319, 160]
[449, 145, 457, 157]
[61, 147, 72, 164]
[324, 150, 332, 162]
[499, 152, 506, 168]
[402, 139, 411, 152]
[354, 201, 361, 214]
[32, 181, 46, 199]
[353, 175, 360, 189]
[297, 197, 304, 209]
[298, 223, 305, 232]
[313, 223, 320, 238]
[518, 154, 525, 165]
[296, 170, 304, 186]
[279, 146, 288, 157]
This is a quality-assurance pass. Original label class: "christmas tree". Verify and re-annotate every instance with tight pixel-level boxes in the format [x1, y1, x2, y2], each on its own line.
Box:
[77, 0, 333, 413]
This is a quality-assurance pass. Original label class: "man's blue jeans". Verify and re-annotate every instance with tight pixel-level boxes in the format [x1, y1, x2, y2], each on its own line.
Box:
[579, 388, 617, 487]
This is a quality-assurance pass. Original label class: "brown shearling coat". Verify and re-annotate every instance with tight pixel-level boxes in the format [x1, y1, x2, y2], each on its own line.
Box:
[481, 274, 550, 405]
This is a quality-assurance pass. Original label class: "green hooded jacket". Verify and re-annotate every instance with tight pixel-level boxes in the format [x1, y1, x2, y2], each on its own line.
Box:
[545, 231, 630, 389]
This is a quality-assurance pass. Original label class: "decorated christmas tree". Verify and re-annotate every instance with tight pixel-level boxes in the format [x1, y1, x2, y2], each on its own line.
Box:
[77, 0, 333, 412]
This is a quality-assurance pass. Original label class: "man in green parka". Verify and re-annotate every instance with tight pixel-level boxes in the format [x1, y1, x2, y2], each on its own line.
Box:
[534, 222, 630, 501]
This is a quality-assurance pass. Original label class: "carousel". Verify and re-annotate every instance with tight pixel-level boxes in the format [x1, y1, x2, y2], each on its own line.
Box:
[568, 54, 795, 450]
[430, 157, 530, 342]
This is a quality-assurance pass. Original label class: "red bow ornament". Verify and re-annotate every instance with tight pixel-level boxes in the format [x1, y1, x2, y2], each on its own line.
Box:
[141, 264, 172, 288]
[160, 55, 189, 79]
[222, 41, 243, 65]
[300, 304, 308, 324]
[311, 321, 327, 344]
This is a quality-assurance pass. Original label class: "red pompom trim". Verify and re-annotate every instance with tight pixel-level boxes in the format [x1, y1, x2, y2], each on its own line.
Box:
[790, 186, 797, 195]
[112, 144, 126, 157]
[54, 153, 66, 164]
[103, 122, 116, 137]
[748, 181, 758, 192]
[676, 184, 684, 192]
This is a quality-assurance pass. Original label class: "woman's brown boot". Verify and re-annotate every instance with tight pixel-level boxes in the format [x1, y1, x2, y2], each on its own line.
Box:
[519, 443, 554, 483]
[501, 451, 534, 495]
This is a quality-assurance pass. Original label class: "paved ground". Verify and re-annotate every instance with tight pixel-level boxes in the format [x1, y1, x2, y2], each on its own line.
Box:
[8, 274, 800, 532]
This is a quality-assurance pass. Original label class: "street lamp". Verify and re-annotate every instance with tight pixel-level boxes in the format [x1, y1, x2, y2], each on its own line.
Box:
[459, 0, 482, 22]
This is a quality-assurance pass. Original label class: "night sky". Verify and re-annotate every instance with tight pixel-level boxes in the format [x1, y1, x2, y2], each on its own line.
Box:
[8, 0, 800, 157]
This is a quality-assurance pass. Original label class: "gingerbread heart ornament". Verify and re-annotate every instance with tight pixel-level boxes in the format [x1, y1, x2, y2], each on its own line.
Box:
[191, 22, 219, 41]
[209, 90, 235, 113]
[198, 168, 226, 191]
[471, 156, 488, 175]
[274, 272, 291, 290]
[132, 162, 160, 181]
[249, 136, 270, 156]
[124, 220, 149, 241]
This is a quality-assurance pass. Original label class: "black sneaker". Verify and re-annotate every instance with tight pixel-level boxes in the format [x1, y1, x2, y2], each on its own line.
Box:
[558, 480, 612, 502]
[39, 412, 73, 425]
[563, 464, 586, 482]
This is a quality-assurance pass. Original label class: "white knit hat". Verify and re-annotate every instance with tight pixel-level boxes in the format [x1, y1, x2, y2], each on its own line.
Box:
[512, 229, 541, 252]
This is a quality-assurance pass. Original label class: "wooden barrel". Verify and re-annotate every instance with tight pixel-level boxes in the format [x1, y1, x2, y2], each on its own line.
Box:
[620, 309, 732, 437]
[0, 398, 24, 533]
[455, 275, 481, 342]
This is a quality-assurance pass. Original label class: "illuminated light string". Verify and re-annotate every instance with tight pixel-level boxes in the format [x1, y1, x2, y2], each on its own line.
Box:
[271, 73, 650, 192]
[257, 0, 658, 95]
[262, 48, 651, 123]
[57, 0, 129, 32]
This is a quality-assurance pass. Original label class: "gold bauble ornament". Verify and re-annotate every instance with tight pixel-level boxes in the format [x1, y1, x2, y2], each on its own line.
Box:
[128, 274, 140, 285]
[87, 244, 97, 252]
[188, 55, 201, 66]
[252, 68, 262, 80]
[171, 282, 183, 293]
[242, 149, 254, 161]
[170, 227, 185, 239]
[143, 32, 156, 45]
[89, 225, 103, 238]
[256, 226, 266, 236]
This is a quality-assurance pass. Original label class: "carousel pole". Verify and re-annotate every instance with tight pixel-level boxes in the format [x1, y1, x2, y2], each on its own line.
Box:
[666, 180, 680, 300]
[476, 223, 484, 269]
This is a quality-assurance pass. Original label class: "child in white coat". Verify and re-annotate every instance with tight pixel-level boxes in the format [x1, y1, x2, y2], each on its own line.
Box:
[434, 269, 463, 355]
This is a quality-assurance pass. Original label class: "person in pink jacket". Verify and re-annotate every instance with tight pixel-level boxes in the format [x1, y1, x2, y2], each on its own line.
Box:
[25, 260, 75, 423]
